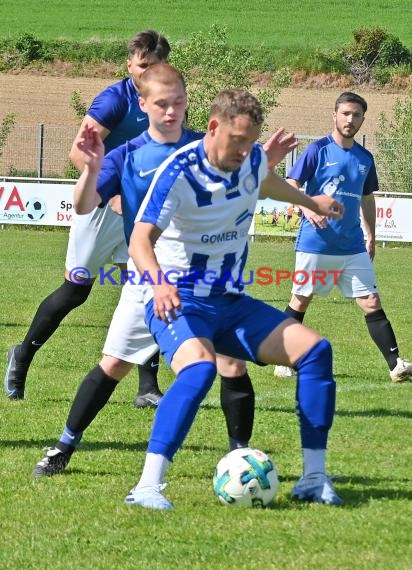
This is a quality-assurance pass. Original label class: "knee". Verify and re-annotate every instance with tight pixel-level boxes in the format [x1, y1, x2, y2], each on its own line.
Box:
[100, 356, 132, 381]
[357, 294, 381, 314]
[217, 356, 247, 377]
[291, 294, 312, 312]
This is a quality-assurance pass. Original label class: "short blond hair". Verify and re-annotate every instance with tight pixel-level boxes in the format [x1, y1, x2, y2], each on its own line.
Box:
[137, 63, 186, 97]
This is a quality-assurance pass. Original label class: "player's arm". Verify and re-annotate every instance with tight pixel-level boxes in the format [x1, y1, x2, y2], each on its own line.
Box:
[263, 128, 298, 169]
[129, 222, 182, 322]
[260, 170, 344, 219]
[73, 125, 105, 214]
[361, 193, 376, 260]
[287, 178, 329, 229]
[69, 115, 110, 172]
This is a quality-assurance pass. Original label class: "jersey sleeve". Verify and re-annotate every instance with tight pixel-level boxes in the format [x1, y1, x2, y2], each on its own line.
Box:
[287, 143, 319, 185]
[96, 144, 128, 205]
[87, 83, 128, 132]
[363, 159, 379, 195]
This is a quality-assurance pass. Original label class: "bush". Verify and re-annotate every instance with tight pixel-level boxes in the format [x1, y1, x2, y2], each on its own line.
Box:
[15, 32, 44, 64]
[344, 27, 411, 84]
[0, 113, 15, 157]
[375, 92, 412, 192]
[170, 25, 288, 132]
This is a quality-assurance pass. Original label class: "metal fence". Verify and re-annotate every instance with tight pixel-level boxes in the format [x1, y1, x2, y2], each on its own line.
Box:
[0, 126, 411, 192]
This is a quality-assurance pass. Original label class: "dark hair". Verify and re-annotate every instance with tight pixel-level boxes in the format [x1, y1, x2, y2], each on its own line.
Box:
[137, 63, 186, 97]
[127, 30, 171, 60]
[209, 89, 264, 126]
[335, 91, 367, 113]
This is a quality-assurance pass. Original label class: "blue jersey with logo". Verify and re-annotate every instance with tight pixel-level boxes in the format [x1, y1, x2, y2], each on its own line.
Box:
[289, 135, 379, 255]
[96, 128, 203, 244]
[87, 77, 149, 152]
[136, 139, 268, 297]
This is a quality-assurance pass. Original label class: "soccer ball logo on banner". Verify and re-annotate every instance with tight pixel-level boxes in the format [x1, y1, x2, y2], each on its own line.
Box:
[25, 197, 47, 221]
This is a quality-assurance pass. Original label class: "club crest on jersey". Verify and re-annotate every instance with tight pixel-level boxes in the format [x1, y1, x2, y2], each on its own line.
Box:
[358, 163, 367, 175]
[243, 174, 257, 194]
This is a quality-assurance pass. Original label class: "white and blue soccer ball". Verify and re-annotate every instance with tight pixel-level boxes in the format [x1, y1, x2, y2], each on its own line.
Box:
[213, 447, 279, 508]
[25, 197, 47, 221]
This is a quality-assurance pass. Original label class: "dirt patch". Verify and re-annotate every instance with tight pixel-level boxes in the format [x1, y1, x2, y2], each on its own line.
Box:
[2, 71, 404, 135]
[0, 71, 406, 174]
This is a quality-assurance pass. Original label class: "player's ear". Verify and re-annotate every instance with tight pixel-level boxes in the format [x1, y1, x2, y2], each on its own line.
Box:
[208, 117, 219, 135]
[139, 96, 146, 112]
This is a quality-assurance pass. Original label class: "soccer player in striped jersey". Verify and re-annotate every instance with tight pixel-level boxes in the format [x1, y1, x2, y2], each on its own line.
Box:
[125, 88, 345, 509]
[32, 64, 273, 477]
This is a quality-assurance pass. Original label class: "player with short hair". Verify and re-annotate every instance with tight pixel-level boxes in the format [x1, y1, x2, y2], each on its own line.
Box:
[124, 88, 345, 510]
[4, 30, 171, 407]
[274, 91, 412, 382]
[32, 64, 275, 477]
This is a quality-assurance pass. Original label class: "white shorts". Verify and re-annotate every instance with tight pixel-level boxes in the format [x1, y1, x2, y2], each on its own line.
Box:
[291, 251, 379, 298]
[65, 205, 128, 278]
[102, 275, 158, 365]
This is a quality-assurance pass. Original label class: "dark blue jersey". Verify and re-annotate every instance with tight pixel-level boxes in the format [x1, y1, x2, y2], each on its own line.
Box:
[87, 77, 149, 152]
[289, 135, 379, 255]
[96, 128, 203, 244]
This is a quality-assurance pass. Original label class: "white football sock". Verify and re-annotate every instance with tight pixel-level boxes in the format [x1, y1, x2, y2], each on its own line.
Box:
[302, 448, 326, 476]
[137, 452, 170, 487]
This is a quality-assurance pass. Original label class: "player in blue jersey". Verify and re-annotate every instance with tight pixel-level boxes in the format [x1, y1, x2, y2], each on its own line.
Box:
[32, 64, 278, 476]
[124, 88, 345, 510]
[274, 92, 412, 383]
[4, 31, 171, 406]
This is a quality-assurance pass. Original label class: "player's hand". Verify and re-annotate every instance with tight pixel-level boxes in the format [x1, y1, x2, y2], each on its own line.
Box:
[306, 213, 328, 229]
[366, 237, 376, 261]
[76, 124, 105, 172]
[153, 282, 182, 322]
[263, 128, 298, 169]
[311, 195, 344, 219]
[108, 195, 122, 215]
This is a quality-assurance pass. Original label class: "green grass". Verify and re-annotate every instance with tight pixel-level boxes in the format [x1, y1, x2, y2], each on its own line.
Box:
[1, 0, 411, 49]
[0, 228, 411, 569]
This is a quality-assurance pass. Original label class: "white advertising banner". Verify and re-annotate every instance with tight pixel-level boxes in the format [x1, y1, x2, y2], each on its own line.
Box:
[365, 196, 412, 242]
[0, 181, 75, 226]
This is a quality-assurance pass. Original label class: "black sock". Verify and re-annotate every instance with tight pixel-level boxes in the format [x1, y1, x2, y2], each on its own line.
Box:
[365, 309, 399, 370]
[284, 305, 305, 323]
[60, 365, 118, 440]
[220, 372, 255, 448]
[137, 351, 161, 395]
[16, 279, 93, 364]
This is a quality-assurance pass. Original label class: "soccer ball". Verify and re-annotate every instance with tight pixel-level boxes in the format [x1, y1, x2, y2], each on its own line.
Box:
[213, 447, 279, 508]
[25, 197, 47, 221]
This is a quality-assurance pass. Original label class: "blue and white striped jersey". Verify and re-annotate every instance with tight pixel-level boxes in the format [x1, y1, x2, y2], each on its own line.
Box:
[136, 138, 268, 296]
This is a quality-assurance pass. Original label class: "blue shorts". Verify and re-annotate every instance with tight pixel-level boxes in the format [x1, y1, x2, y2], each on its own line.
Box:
[145, 292, 289, 365]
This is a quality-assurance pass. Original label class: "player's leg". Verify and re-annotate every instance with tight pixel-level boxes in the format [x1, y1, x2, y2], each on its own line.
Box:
[258, 318, 341, 505]
[125, 298, 218, 509]
[274, 252, 341, 378]
[33, 356, 133, 477]
[346, 253, 412, 382]
[217, 296, 342, 506]
[4, 275, 94, 400]
[112, 243, 163, 406]
[33, 279, 160, 477]
[217, 355, 254, 450]
[4, 206, 121, 400]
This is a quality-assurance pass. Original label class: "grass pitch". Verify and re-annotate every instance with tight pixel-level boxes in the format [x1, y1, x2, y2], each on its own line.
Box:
[0, 228, 411, 569]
